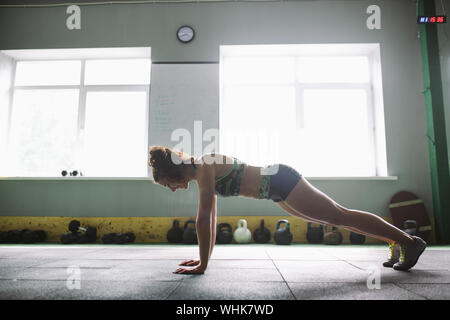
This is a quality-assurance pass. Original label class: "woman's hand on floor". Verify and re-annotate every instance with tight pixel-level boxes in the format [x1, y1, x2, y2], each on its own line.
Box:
[173, 264, 206, 274]
[178, 259, 200, 266]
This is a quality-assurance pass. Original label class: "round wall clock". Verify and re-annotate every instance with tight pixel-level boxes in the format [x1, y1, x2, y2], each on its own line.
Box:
[177, 26, 195, 43]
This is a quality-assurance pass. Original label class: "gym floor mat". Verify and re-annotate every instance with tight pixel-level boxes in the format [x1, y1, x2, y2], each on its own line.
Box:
[0, 244, 449, 300]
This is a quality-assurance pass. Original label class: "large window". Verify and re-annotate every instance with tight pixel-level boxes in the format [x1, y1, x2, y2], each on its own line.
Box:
[1, 48, 151, 177]
[220, 44, 387, 177]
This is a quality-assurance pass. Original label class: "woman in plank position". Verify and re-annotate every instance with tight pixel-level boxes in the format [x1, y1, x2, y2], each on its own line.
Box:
[148, 146, 426, 274]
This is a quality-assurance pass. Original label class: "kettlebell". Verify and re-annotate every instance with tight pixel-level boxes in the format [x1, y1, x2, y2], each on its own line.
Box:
[274, 219, 293, 245]
[306, 223, 324, 244]
[21, 230, 38, 244]
[8, 230, 22, 243]
[60, 232, 79, 244]
[101, 233, 115, 244]
[216, 223, 233, 244]
[323, 225, 343, 245]
[233, 219, 252, 243]
[253, 219, 271, 243]
[0, 231, 8, 243]
[167, 219, 183, 243]
[182, 220, 198, 244]
[101, 232, 135, 244]
[403, 220, 418, 236]
[349, 232, 366, 245]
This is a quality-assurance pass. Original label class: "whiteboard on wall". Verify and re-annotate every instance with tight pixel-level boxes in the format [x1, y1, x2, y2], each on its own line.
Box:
[148, 64, 219, 160]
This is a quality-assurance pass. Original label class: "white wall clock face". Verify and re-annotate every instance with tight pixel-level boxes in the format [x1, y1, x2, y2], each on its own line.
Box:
[177, 26, 195, 43]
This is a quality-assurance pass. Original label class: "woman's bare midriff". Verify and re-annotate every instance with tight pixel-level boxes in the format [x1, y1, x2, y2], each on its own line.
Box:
[207, 154, 263, 200]
[239, 165, 263, 199]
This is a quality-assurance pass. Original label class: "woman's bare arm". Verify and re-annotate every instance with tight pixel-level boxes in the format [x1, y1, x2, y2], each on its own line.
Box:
[174, 161, 215, 274]
[210, 195, 217, 258]
[178, 195, 217, 267]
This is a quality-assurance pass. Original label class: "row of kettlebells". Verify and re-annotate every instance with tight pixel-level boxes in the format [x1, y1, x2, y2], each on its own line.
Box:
[306, 223, 366, 245]
[167, 219, 289, 245]
[167, 219, 367, 245]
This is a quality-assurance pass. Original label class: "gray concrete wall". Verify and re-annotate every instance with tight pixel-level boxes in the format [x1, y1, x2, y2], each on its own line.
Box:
[0, 0, 434, 218]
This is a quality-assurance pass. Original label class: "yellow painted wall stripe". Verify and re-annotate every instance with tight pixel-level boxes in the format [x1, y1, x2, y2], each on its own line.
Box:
[0, 215, 409, 244]
[389, 199, 424, 208]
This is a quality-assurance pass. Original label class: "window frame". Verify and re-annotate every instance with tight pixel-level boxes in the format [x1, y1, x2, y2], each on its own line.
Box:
[219, 45, 385, 177]
[5, 57, 150, 178]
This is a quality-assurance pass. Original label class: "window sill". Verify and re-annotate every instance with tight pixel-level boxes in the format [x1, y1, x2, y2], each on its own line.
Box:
[0, 177, 152, 181]
[306, 176, 398, 181]
[0, 176, 398, 181]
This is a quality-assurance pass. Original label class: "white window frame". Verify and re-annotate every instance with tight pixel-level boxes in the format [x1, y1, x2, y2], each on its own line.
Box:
[219, 44, 388, 178]
[4, 53, 150, 178]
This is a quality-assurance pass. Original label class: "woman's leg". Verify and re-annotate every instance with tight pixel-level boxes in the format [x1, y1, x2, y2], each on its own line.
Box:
[283, 178, 414, 246]
[277, 201, 393, 243]
[276, 201, 326, 225]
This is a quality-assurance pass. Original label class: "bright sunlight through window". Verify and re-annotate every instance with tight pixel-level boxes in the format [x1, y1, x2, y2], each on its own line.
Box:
[220, 44, 386, 177]
[1, 48, 151, 177]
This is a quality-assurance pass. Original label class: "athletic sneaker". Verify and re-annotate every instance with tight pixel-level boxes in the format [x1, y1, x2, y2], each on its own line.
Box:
[393, 236, 427, 271]
[383, 242, 400, 268]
